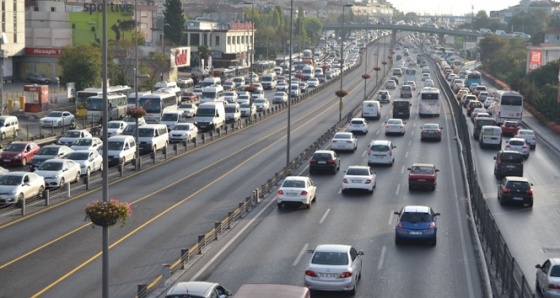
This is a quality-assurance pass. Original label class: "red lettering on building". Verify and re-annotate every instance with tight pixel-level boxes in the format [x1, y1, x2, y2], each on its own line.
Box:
[174, 48, 190, 67]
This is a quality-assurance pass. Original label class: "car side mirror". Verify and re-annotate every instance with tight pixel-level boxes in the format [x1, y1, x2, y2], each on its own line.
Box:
[393, 211, 401, 215]
[493, 156, 497, 160]
[435, 169, 440, 172]
[357, 250, 364, 256]
[535, 264, 542, 269]
[434, 212, 441, 216]
[307, 249, 315, 254]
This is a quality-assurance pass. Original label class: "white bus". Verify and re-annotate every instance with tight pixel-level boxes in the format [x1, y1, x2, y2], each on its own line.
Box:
[492, 90, 523, 125]
[418, 87, 441, 117]
[404, 68, 417, 83]
[127, 91, 152, 109]
[138, 90, 178, 123]
[200, 85, 226, 104]
[86, 93, 128, 121]
[75, 85, 131, 117]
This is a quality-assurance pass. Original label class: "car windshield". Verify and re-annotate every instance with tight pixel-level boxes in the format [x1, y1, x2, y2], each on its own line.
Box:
[401, 212, 432, 222]
[509, 140, 525, 146]
[64, 131, 81, 138]
[139, 129, 155, 137]
[424, 124, 439, 130]
[161, 114, 178, 121]
[351, 120, 364, 125]
[334, 133, 350, 139]
[67, 152, 89, 160]
[282, 180, 305, 188]
[38, 147, 60, 155]
[313, 153, 332, 160]
[312, 252, 349, 265]
[74, 139, 93, 146]
[47, 112, 62, 117]
[388, 120, 401, 125]
[410, 166, 434, 174]
[346, 168, 369, 176]
[371, 145, 389, 151]
[0, 175, 23, 185]
[179, 104, 193, 109]
[107, 122, 121, 128]
[500, 152, 523, 162]
[506, 181, 530, 191]
[4, 143, 27, 151]
[38, 162, 63, 171]
[108, 141, 124, 150]
[173, 125, 191, 131]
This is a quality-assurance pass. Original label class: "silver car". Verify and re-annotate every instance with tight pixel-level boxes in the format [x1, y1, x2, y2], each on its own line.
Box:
[165, 281, 232, 298]
[304, 244, 364, 294]
[515, 129, 537, 149]
[34, 159, 81, 188]
[66, 150, 103, 176]
[329, 132, 357, 152]
[504, 137, 530, 158]
[535, 258, 560, 298]
[0, 172, 45, 205]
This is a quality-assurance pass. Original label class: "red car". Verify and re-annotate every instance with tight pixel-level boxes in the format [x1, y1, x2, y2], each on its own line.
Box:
[408, 163, 439, 191]
[501, 120, 521, 136]
[0, 141, 41, 166]
[180, 92, 198, 103]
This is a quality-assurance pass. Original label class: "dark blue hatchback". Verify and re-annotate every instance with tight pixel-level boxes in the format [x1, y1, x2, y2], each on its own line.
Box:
[394, 205, 440, 246]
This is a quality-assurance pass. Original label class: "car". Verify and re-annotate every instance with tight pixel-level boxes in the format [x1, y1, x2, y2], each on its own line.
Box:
[423, 79, 434, 87]
[400, 84, 413, 98]
[193, 86, 203, 97]
[169, 123, 198, 143]
[466, 101, 483, 117]
[348, 117, 368, 134]
[484, 97, 496, 109]
[470, 108, 488, 121]
[384, 118, 406, 135]
[497, 176, 534, 207]
[27, 73, 51, 84]
[394, 205, 440, 246]
[177, 103, 198, 118]
[406, 81, 417, 90]
[307, 77, 320, 88]
[71, 137, 103, 151]
[276, 176, 317, 209]
[501, 120, 521, 136]
[329, 132, 358, 152]
[240, 103, 257, 118]
[299, 81, 309, 92]
[377, 90, 391, 103]
[504, 137, 530, 158]
[253, 98, 270, 112]
[222, 81, 236, 91]
[165, 281, 232, 298]
[389, 75, 399, 85]
[66, 150, 103, 176]
[367, 140, 395, 166]
[180, 91, 198, 103]
[273, 91, 288, 104]
[251, 90, 265, 100]
[515, 129, 537, 149]
[494, 150, 524, 178]
[385, 80, 397, 89]
[30, 145, 73, 170]
[304, 244, 364, 294]
[0, 172, 45, 206]
[102, 120, 128, 137]
[342, 165, 376, 194]
[309, 150, 340, 174]
[0, 141, 41, 166]
[462, 94, 477, 107]
[237, 92, 251, 105]
[419, 123, 443, 141]
[57, 130, 93, 146]
[408, 163, 439, 190]
[34, 159, 81, 188]
[421, 73, 431, 81]
[40, 111, 75, 128]
[224, 91, 238, 103]
[252, 83, 264, 92]
[276, 81, 288, 91]
[535, 258, 560, 297]
[122, 116, 147, 127]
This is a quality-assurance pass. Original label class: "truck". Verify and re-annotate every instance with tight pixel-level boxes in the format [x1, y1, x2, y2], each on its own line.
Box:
[194, 102, 226, 132]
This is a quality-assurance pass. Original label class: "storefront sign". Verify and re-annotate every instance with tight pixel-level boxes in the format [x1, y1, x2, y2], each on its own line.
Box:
[25, 47, 62, 57]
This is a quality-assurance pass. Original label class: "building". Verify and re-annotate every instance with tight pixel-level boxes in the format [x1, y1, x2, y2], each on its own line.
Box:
[1, 0, 26, 82]
[526, 27, 560, 72]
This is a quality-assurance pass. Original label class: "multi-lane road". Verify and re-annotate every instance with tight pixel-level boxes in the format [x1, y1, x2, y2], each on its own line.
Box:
[1, 36, 558, 298]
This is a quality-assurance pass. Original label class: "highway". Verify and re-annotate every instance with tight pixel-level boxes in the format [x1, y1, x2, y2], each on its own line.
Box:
[0, 38, 487, 298]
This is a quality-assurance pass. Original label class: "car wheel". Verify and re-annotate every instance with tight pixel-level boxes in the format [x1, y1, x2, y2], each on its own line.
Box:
[332, 167, 337, 175]
[431, 238, 437, 246]
[0, 132, 5, 140]
[277, 203, 282, 209]
[409, 184, 413, 191]
[75, 172, 80, 183]
[37, 186, 45, 198]
[60, 177, 65, 186]
[395, 237, 402, 245]
[431, 184, 436, 191]
[21, 158, 27, 166]
[536, 279, 541, 294]
[498, 195, 504, 205]
[86, 167, 91, 177]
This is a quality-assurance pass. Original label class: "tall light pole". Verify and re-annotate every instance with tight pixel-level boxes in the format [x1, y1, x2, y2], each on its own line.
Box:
[162, 23, 169, 52]
[286, 0, 293, 167]
[101, 1, 109, 297]
[0, 33, 7, 115]
[250, 1, 255, 86]
[339, 4, 353, 122]
[134, 0, 141, 171]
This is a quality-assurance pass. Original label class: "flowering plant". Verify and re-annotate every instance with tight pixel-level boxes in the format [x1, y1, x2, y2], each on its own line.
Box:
[127, 107, 146, 118]
[362, 73, 371, 79]
[335, 89, 349, 98]
[382, 61, 387, 65]
[85, 199, 132, 227]
[245, 85, 257, 93]
[373, 66, 381, 71]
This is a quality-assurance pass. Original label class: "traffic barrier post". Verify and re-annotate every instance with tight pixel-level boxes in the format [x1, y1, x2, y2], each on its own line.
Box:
[84, 175, 89, 190]
[43, 189, 49, 206]
[173, 143, 178, 155]
[161, 264, 171, 287]
[65, 182, 71, 198]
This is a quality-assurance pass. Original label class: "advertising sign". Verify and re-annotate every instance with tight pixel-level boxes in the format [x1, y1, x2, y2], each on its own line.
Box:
[170, 47, 191, 68]
[69, 10, 134, 45]
[528, 50, 542, 71]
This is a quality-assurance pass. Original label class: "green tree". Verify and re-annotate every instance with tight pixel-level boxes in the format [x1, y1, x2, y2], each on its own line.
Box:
[58, 44, 102, 90]
[303, 17, 323, 47]
[163, 0, 186, 45]
[197, 45, 212, 67]
[118, 20, 136, 40]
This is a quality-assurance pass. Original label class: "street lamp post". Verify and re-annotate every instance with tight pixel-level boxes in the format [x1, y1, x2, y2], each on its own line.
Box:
[338, 4, 353, 122]
[286, 0, 294, 167]
[162, 23, 169, 52]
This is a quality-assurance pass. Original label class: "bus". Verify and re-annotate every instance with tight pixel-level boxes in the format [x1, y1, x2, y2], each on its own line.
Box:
[418, 87, 441, 117]
[138, 90, 178, 123]
[252, 60, 276, 74]
[127, 91, 152, 109]
[211, 68, 236, 81]
[465, 71, 481, 87]
[75, 85, 132, 117]
[404, 68, 417, 83]
[492, 90, 523, 125]
[86, 93, 128, 122]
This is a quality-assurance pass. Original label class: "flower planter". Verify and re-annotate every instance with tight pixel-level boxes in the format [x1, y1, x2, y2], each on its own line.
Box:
[85, 199, 132, 227]
[127, 107, 146, 119]
[90, 216, 119, 227]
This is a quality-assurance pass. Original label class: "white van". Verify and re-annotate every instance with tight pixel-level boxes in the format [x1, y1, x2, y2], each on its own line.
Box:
[200, 77, 221, 88]
[261, 73, 277, 90]
[194, 102, 226, 132]
[177, 78, 194, 90]
[104, 135, 136, 166]
[225, 103, 241, 123]
[290, 83, 301, 97]
[302, 65, 314, 80]
[137, 124, 169, 153]
[159, 111, 183, 130]
[362, 101, 381, 120]
[479, 126, 502, 149]
[154, 81, 179, 92]
[367, 140, 396, 166]
[200, 85, 226, 104]
[0, 116, 19, 140]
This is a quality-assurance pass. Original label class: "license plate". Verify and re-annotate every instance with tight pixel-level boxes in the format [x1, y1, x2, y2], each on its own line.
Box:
[318, 161, 326, 164]
[417, 179, 426, 181]
[319, 273, 336, 278]
[409, 231, 422, 235]
[287, 193, 297, 197]
[352, 180, 361, 183]
[513, 197, 523, 201]
[506, 165, 515, 168]
[4, 159, 10, 163]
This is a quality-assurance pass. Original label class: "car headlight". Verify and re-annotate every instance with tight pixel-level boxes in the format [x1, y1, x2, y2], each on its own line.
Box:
[9, 190, 17, 194]
[15, 153, 22, 158]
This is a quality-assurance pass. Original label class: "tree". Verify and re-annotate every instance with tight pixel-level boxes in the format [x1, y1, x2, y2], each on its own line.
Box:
[163, 0, 186, 45]
[118, 20, 136, 40]
[197, 45, 211, 68]
[58, 44, 102, 90]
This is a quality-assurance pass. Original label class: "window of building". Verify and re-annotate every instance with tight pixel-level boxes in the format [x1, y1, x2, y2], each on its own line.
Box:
[237, 36, 240, 44]
[228, 36, 231, 45]
[191, 33, 200, 46]
[141, 11, 148, 17]
[215, 36, 220, 46]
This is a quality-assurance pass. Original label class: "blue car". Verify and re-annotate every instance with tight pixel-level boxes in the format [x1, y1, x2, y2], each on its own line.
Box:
[394, 205, 440, 246]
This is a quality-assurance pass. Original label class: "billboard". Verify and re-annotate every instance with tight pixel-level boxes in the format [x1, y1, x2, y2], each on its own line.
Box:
[69, 9, 134, 46]
[528, 50, 542, 71]
[170, 47, 191, 68]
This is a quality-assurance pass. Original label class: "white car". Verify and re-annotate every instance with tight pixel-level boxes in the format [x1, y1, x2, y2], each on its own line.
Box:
[504, 137, 530, 158]
[254, 98, 270, 112]
[237, 93, 251, 105]
[406, 81, 417, 90]
[515, 129, 537, 149]
[276, 81, 288, 91]
[348, 118, 368, 134]
[384, 118, 406, 135]
[273, 91, 288, 104]
[40, 111, 75, 128]
[330, 132, 358, 152]
[342, 165, 376, 194]
[57, 130, 93, 146]
[224, 91, 238, 103]
[169, 123, 198, 143]
[535, 258, 560, 298]
[424, 79, 434, 87]
[177, 103, 198, 118]
[122, 116, 147, 126]
[240, 103, 257, 117]
[103, 121, 128, 137]
[0, 172, 45, 206]
[307, 78, 320, 88]
[377, 90, 391, 103]
[385, 80, 397, 89]
[71, 137, 103, 151]
[421, 73, 431, 81]
[34, 159, 81, 188]
[66, 150, 103, 176]
[276, 176, 317, 209]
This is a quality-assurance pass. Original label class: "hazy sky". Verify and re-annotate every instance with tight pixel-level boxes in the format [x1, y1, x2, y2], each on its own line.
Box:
[389, 0, 521, 16]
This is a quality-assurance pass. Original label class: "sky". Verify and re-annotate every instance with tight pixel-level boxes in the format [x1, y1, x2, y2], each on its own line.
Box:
[388, 0, 521, 16]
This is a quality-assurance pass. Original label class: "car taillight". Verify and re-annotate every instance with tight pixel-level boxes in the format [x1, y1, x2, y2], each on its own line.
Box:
[429, 222, 436, 229]
[278, 190, 284, 195]
[396, 221, 403, 228]
[327, 159, 335, 164]
[548, 283, 560, 290]
[300, 190, 308, 195]
[310, 158, 317, 164]
[365, 179, 372, 184]
[523, 145, 528, 149]
[305, 270, 317, 277]
[343, 178, 349, 183]
[421, 130, 426, 134]
[385, 125, 389, 129]
[502, 187, 510, 193]
[527, 189, 533, 195]
[339, 272, 353, 278]
[533, 136, 537, 140]
[505, 145, 510, 149]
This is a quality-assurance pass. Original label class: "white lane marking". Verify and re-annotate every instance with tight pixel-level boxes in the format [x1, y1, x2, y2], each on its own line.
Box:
[361, 149, 367, 157]
[405, 151, 409, 158]
[377, 245, 387, 270]
[400, 166, 405, 174]
[293, 243, 309, 266]
[387, 212, 394, 225]
[319, 208, 330, 224]
[395, 184, 400, 196]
